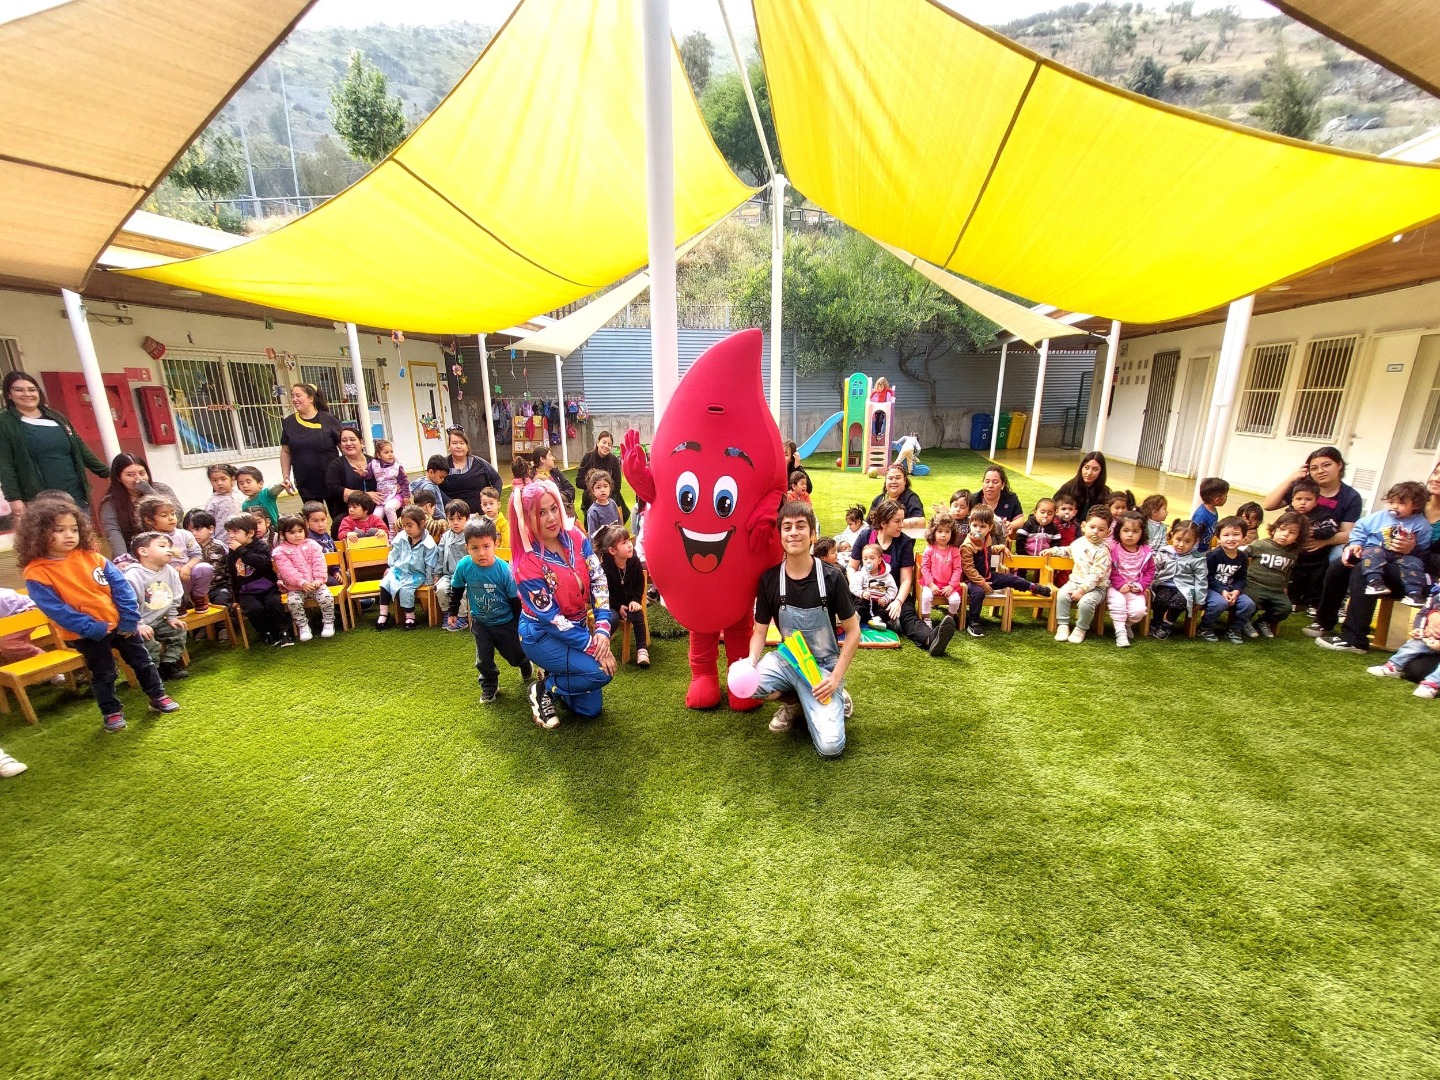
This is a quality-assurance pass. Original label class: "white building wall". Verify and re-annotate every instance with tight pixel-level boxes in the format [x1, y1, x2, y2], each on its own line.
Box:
[0, 288, 449, 511]
[1099, 279, 1440, 506]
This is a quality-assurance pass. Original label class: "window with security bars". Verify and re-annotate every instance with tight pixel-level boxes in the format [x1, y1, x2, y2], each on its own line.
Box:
[1287, 336, 1357, 441]
[1235, 343, 1293, 435]
[1414, 361, 1440, 452]
[163, 350, 285, 465]
[298, 359, 382, 431]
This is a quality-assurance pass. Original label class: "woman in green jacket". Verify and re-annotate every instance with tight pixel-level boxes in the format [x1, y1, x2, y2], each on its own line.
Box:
[0, 371, 109, 517]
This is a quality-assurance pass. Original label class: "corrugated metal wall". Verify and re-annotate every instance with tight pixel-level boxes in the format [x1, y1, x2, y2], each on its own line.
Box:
[576, 329, 1095, 423]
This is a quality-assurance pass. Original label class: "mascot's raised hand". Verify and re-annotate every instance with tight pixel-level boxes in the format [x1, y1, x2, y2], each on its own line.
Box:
[621, 329, 785, 710]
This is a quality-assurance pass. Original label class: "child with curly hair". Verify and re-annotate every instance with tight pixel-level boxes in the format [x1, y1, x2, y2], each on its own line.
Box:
[18, 497, 179, 731]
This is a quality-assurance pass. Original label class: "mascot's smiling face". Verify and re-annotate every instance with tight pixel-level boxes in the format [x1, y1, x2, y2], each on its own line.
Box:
[644, 329, 784, 633]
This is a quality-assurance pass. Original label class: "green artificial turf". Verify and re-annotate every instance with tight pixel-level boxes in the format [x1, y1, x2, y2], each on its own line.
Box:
[2, 449, 1439, 1078]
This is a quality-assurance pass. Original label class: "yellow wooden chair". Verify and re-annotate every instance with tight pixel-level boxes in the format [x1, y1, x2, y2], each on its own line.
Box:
[0, 610, 88, 725]
[1003, 553, 1056, 632]
[183, 601, 245, 650]
[343, 535, 390, 627]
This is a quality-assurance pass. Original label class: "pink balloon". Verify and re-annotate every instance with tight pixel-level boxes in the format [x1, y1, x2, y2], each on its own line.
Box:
[726, 658, 760, 700]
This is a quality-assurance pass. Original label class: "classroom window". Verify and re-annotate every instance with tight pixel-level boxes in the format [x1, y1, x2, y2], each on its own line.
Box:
[163, 349, 284, 466]
[1287, 336, 1357, 442]
[1235, 343, 1292, 436]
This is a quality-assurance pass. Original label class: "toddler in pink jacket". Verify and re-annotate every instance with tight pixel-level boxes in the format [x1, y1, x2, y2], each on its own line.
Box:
[919, 514, 965, 618]
[272, 514, 336, 643]
[1106, 511, 1156, 648]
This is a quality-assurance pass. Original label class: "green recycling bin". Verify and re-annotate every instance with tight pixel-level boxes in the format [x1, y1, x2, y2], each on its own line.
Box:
[1006, 411, 1029, 449]
[995, 412, 1013, 449]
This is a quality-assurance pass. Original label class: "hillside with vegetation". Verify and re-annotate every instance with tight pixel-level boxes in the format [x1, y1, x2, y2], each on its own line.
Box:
[998, 2, 1438, 150]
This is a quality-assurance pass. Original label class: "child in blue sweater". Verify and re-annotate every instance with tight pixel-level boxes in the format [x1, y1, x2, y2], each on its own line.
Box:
[1346, 480, 1431, 606]
[1191, 477, 1230, 549]
[445, 519, 533, 703]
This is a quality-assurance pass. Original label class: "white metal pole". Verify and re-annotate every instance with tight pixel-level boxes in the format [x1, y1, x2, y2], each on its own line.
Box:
[989, 340, 1008, 459]
[1092, 319, 1122, 452]
[768, 173, 786, 421]
[554, 354, 568, 470]
[1025, 338, 1050, 477]
[1199, 294, 1255, 493]
[344, 322, 374, 456]
[60, 290, 121, 462]
[642, 0, 679, 421]
[477, 333, 498, 471]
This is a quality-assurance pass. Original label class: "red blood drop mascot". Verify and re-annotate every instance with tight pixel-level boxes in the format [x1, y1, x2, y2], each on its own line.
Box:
[622, 329, 785, 710]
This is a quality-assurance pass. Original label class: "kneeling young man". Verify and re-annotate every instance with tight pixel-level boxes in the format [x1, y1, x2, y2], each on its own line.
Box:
[747, 500, 861, 758]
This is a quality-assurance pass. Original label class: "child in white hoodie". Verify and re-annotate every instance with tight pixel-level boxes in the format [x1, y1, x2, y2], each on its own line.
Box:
[1042, 506, 1113, 644]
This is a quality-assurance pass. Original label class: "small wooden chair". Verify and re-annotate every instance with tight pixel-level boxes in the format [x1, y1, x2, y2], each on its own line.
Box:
[1092, 588, 1152, 640]
[1003, 553, 1056, 632]
[183, 602, 245, 649]
[0, 611, 87, 725]
[343, 535, 390, 627]
[618, 570, 650, 663]
[1045, 556, 1075, 632]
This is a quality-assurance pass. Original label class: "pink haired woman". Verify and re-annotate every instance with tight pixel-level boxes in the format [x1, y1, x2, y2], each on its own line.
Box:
[511, 477, 616, 728]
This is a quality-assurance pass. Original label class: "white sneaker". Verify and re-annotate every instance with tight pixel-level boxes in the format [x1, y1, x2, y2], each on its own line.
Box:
[320, 620, 336, 639]
[1115, 630, 1130, 648]
[1068, 627, 1086, 644]
[1367, 662, 1401, 678]
[1415, 682, 1438, 699]
[296, 622, 313, 643]
[841, 689, 853, 718]
[636, 647, 650, 667]
[0, 750, 26, 778]
[1054, 625, 1070, 642]
[768, 701, 798, 732]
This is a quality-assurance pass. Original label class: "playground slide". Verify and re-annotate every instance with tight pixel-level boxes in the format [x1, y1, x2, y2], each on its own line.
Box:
[795, 411, 843, 460]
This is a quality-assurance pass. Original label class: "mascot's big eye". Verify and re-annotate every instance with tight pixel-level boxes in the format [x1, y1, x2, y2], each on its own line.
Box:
[676, 471, 699, 514]
[713, 475, 738, 518]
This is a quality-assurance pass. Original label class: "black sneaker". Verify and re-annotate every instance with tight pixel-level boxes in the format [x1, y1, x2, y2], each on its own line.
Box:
[1301, 622, 1325, 637]
[927, 615, 956, 657]
[520, 661, 535, 682]
[1199, 629, 1220, 643]
[1031, 584, 1052, 597]
[1258, 623, 1275, 638]
[158, 662, 189, 680]
[480, 687, 498, 704]
[1150, 623, 1171, 640]
[1241, 623, 1260, 640]
[966, 621, 985, 638]
[529, 680, 559, 728]
[1227, 631, 1245, 645]
[1316, 633, 1366, 654]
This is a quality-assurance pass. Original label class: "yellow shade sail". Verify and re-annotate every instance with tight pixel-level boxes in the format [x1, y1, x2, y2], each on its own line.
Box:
[509, 230, 712, 358]
[753, 0, 1440, 324]
[0, 0, 313, 290]
[875, 240, 1089, 347]
[126, 0, 754, 333]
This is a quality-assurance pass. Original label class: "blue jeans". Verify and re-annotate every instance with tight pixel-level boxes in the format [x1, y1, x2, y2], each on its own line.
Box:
[1202, 589, 1256, 632]
[753, 651, 845, 757]
[1389, 636, 1440, 681]
[519, 622, 612, 718]
[1358, 545, 1428, 600]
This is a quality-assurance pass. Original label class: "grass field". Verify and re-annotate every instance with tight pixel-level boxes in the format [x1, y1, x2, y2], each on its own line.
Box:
[2, 449, 1438, 1078]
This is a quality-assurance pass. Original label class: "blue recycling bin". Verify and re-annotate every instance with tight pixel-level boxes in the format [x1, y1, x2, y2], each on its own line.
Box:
[969, 413, 993, 450]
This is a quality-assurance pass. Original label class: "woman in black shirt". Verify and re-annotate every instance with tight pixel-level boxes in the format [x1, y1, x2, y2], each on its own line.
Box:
[867, 464, 925, 528]
[439, 428, 502, 509]
[279, 383, 344, 503]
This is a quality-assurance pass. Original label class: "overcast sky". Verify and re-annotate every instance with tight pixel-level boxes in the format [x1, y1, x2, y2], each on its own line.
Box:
[300, 0, 1280, 37]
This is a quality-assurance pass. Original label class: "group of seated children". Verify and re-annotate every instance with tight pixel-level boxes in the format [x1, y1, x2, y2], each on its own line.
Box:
[821, 471, 1361, 649]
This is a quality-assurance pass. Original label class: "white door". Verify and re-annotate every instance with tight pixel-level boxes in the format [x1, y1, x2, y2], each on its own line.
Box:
[1378, 333, 1440, 497]
[1345, 333, 1422, 511]
[1164, 354, 1212, 477]
[410, 362, 447, 465]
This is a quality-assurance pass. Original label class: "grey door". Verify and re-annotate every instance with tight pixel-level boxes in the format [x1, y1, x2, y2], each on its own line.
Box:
[1136, 350, 1180, 470]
